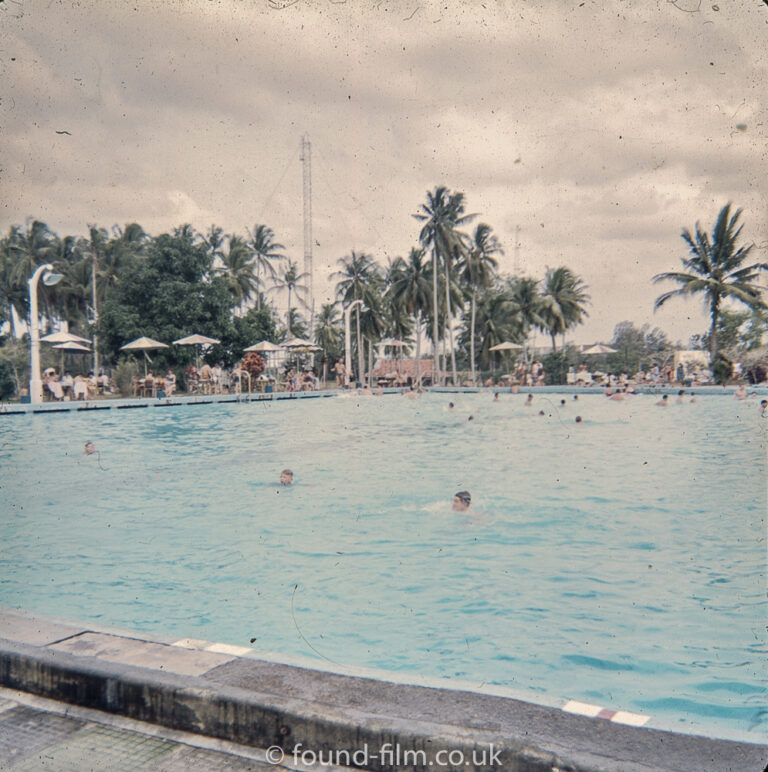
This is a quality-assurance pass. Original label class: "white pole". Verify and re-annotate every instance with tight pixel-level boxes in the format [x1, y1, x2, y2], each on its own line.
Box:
[344, 299, 363, 388]
[28, 263, 54, 404]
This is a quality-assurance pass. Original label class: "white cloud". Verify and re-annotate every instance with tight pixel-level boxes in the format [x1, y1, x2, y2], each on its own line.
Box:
[1, 0, 765, 344]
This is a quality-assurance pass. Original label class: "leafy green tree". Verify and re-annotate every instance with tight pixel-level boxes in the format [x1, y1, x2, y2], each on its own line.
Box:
[224, 306, 279, 367]
[99, 229, 234, 370]
[457, 223, 501, 383]
[607, 321, 671, 374]
[653, 203, 767, 361]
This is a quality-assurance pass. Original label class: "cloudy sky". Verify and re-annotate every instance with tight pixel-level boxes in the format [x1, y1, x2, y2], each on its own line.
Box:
[2, 0, 766, 345]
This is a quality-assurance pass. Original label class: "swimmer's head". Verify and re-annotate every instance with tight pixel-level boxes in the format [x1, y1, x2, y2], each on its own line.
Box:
[575, 415, 583, 423]
[448, 402, 454, 408]
[452, 491, 471, 512]
[280, 469, 294, 485]
[84, 441, 95, 455]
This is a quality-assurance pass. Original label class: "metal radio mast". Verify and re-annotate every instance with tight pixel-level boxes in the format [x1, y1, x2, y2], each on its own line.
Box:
[300, 134, 314, 336]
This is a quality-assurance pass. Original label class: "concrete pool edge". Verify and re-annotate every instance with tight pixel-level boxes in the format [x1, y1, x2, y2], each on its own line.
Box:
[1, 384, 766, 415]
[0, 609, 765, 772]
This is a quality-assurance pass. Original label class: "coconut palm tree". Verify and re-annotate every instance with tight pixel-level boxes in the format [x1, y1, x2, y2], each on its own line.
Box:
[98, 223, 147, 303]
[332, 251, 382, 384]
[539, 266, 590, 351]
[457, 223, 502, 384]
[214, 235, 259, 312]
[414, 186, 475, 384]
[506, 276, 544, 364]
[653, 203, 767, 361]
[247, 224, 285, 311]
[270, 260, 309, 337]
[386, 248, 432, 386]
[8, 220, 57, 328]
[314, 303, 343, 385]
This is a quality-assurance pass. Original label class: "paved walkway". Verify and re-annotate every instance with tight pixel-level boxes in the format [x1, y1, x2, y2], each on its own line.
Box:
[0, 688, 299, 772]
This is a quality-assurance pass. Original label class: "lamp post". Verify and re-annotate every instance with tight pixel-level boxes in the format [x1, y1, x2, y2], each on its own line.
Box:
[344, 299, 363, 389]
[28, 263, 63, 404]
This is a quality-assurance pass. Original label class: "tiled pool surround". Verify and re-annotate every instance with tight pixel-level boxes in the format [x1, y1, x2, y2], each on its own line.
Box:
[0, 608, 766, 772]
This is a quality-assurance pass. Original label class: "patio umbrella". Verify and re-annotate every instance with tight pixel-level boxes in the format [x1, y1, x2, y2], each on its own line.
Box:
[489, 341, 523, 375]
[41, 330, 91, 345]
[243, 340, 281, 352]
[282, 337, 318, 349]
[281, 337, 320, 374]
[52, 340, 92, 372]
[120, 336, 169, 375]
[173, 333, 220, 369]
[52, 341, 91, 352]
[582, 344, 617, 355]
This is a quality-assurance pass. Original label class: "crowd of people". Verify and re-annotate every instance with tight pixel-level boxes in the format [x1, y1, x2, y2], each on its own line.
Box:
[42, 368, 112, 401]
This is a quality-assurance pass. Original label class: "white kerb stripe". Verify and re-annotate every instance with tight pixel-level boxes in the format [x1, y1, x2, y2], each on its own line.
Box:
[562, 700, 603, 717]
[610, 711, 650, 727]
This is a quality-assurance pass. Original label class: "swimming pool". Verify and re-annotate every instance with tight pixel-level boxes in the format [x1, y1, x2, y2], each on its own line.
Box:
[1, 392, 765, 741]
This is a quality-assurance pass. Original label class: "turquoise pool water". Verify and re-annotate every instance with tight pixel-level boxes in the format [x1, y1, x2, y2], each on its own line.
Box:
[1, 392, 766, 740]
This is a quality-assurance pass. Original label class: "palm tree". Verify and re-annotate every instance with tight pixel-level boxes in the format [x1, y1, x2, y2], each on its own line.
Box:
[9, 220, 56, 328]
[506, 276, 544, 364]
[102, 223, 148, 301]
[202, 225, 226, 262]
[471, 287, 524, 373]
[458, 223, 502, 384]
[414, 186, 475, 384]
[214, 235, 259, 312]
[653, 203, 767, 361]
[314, 303, 343, 385]
[539, 266, 590, 351]
[332, 251, 382, 384]
[387, 249, 432, 386]
[270, 260, 309, 337]
[247, 224, 285, 311]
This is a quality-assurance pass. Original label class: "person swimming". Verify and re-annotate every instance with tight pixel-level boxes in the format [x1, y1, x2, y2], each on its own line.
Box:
[452, 490, 471, 512]
[84, 441, 96, 455]
[280, 469, 294, 485]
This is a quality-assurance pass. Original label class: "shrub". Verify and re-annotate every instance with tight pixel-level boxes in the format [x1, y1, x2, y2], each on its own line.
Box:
[114, 358, 139, 397]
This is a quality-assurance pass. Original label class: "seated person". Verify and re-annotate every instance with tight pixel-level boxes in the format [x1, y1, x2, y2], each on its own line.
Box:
[46, 375, 64, 400]
[163, 368, 176, 396]
[73, 374, 88, 400]
[86, 371, 98, 398]
[98, 371, 111, 393]
[60, 371, 74, 398]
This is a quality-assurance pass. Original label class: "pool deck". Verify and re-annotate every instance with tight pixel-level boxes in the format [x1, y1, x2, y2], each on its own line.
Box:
[1, 384, 765, 416]
[0, 608, 765, 771]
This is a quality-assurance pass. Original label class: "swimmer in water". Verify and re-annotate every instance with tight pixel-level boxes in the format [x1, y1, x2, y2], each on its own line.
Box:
[656, 394, 669, 406]
[760, 399, 767, 416]
[525, 394, 533, 406]
[452, 490, 471, 512]
[84, 441, 96, 455]
[280, 469, 294, 485]
[575, 415, 583, 423]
